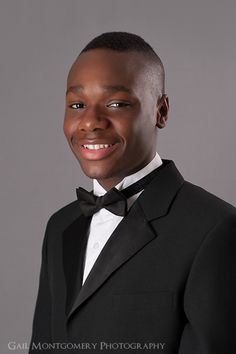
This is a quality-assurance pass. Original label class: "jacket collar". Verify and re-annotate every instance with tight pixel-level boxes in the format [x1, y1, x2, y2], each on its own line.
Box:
[138, 159, 184, 221]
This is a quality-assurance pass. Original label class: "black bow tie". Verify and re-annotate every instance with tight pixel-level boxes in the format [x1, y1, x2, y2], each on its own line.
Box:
[76, 187, 127, 217]
[76, 165, 161, 217]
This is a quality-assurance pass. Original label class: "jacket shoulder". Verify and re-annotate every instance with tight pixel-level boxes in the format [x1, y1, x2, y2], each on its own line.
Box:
[180, 181, 236, 218]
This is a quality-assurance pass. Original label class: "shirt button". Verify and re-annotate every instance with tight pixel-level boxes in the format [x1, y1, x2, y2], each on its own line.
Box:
[93, 242, 99, 249]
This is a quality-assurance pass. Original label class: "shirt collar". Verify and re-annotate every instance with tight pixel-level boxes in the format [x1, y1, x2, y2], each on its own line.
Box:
[93, 152, 162, 197]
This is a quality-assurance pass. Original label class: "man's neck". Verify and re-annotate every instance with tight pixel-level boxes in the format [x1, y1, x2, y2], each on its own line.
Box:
[94, 152, 162, 193]
[96, 177, 124, 192]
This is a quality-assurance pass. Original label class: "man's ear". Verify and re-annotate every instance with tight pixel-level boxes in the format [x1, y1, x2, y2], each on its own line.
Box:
[156, 94, 169, 129]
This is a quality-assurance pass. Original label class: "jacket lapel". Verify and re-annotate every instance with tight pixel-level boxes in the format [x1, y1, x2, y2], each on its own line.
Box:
[66, 201, 156, 321]
[138, 159, 185, 221]
[62, 214, 91, 317]
[63, 160, 185, 322]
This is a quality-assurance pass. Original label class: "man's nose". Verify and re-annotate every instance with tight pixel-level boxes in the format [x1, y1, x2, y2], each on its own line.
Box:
[78, 106, 109, 132]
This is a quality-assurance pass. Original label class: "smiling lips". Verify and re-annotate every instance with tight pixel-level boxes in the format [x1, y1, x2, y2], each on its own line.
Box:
[82, 144, 114, 150]
[79, 143, 119, 160]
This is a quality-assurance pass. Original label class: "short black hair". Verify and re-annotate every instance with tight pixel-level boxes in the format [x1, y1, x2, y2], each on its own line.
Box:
[81, 31, 158, 59]
[79, 31, 165, 94]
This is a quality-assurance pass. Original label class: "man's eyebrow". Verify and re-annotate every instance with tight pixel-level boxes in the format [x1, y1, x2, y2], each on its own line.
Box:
[66, 85, 84, 95]
[66, 85, 132, 95]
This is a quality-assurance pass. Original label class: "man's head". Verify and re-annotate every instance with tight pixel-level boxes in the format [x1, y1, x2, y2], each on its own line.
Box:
[64, 31, 169, 190]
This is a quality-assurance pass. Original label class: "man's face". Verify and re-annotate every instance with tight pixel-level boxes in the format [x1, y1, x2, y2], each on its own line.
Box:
[64, 49, 165, 190]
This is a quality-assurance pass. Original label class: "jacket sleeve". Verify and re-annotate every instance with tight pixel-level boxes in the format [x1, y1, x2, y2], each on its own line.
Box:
[28, 219, 52, 353]
[178, 215, 236, 354]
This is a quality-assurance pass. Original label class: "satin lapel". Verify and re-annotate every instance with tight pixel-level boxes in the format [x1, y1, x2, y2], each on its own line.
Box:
[66, 201, 156, 321]
[62, 214, 91, 317]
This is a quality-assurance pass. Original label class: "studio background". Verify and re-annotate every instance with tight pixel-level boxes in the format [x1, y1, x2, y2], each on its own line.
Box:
[1, 0, 235, 352]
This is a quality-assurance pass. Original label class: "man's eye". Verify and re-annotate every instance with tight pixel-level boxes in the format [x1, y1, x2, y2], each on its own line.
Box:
[69, 103, 85, 109]
[107, 102, 131, 108]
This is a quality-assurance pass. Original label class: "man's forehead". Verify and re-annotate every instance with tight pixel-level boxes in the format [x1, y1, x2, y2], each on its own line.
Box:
[66, 84, 133, 95]
[69, 49, 149, 76]
[67, 49, 161, 96]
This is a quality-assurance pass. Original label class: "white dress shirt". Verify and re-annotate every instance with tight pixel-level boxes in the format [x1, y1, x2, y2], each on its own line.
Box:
[82, 152, 162, 285]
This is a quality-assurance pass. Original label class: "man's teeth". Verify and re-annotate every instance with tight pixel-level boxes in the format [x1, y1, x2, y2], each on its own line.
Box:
[82, 144, 114, 150]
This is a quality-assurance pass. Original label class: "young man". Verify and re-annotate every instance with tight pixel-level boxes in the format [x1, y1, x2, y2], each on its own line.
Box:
[29, 32, 236, 353]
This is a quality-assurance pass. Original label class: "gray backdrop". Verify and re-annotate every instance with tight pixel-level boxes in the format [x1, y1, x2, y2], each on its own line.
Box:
[1, 0, 236, 352]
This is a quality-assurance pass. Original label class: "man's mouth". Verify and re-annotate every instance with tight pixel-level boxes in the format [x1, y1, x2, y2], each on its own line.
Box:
[82, 143, 115, 150]
[79, 142, 119, 160]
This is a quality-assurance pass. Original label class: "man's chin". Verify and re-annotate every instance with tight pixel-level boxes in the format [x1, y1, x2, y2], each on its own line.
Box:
[79, 164, 113, 181]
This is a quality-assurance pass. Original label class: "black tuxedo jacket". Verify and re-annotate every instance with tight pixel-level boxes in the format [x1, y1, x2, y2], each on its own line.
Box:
[29, 160, 236, 353]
